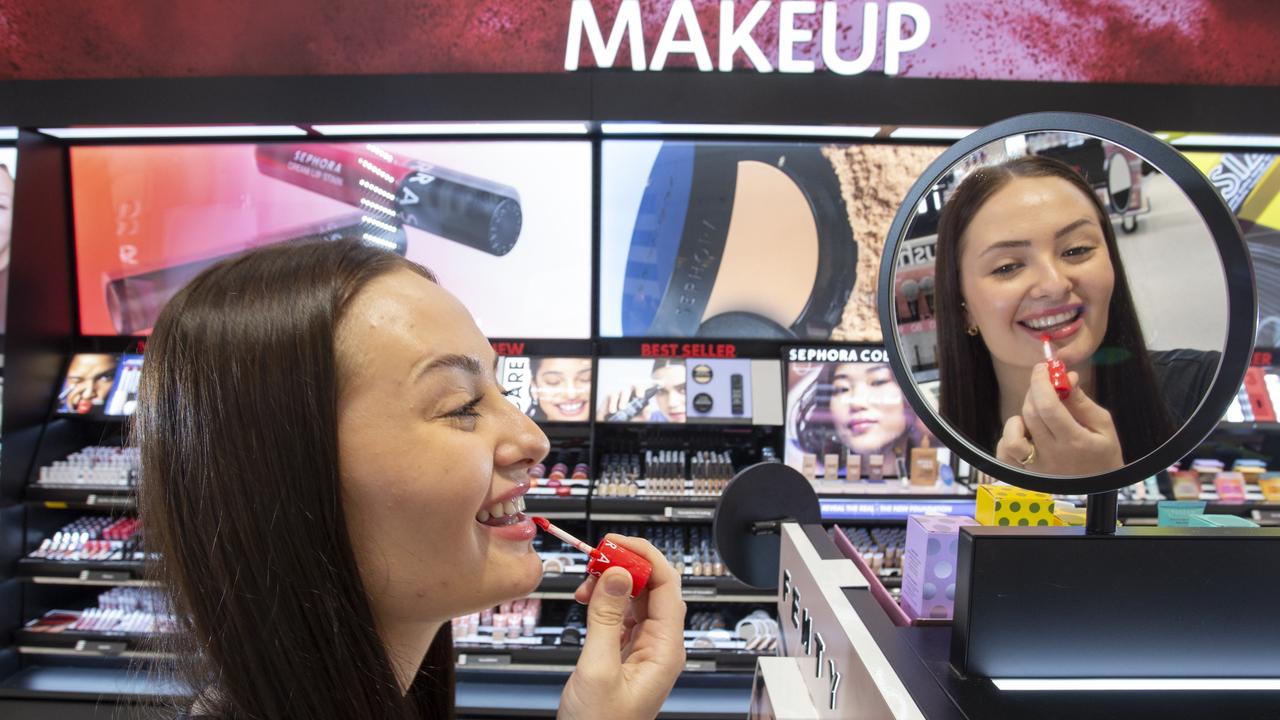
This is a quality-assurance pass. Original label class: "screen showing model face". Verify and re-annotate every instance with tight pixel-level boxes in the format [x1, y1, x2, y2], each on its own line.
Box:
[498, 356, 594, 423]
[599, 140, 945, 341]
[70, 141, 593, 338]
[0, 146, 15, 339]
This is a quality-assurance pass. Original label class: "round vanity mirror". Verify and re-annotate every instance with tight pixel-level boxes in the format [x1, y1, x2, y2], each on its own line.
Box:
[878, 113, 1255, 495]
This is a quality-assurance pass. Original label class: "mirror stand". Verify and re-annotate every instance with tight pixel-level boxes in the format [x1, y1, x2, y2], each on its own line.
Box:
[1085, 489, 1119, 535]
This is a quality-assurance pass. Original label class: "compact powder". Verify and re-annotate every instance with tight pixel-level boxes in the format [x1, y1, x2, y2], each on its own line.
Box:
[823, 145, 945, 341]
[702, 160, 820, 330]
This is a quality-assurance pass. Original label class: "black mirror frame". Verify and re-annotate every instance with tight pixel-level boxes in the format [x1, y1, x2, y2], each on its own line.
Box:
[877, 112, 1257, 495]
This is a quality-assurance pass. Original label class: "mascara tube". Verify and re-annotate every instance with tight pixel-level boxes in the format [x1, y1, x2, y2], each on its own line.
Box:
[254, 143, 522, 256]
[104, 214, 404, 335]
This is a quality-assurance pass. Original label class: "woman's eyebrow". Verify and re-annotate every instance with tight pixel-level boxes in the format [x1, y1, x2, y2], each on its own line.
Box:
[409, 353, 486, 384]
[978, 217, 1096, 257]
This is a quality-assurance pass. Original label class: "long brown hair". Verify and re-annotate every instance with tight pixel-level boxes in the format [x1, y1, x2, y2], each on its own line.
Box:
[935, 155, 1174, 464]
[135, 239, 454, 719]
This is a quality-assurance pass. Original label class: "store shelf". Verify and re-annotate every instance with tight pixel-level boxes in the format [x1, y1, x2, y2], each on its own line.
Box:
[454, 644, 762, 673]
[537, 572, 773, 602]
[14, 627, 166, 660]
[24, 486, 136, 510]
[590, 496, 719, 522]
[16, 559, 152, 587]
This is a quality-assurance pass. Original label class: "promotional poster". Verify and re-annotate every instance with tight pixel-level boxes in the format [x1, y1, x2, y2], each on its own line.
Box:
[784, 346, 944, 494]
[600, 140, 943, 342]
[498, 356, 594, 423]
[71, 141, 593, 338]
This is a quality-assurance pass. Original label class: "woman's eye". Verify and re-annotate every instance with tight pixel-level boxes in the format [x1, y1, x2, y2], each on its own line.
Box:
[991, 262, 1021, 276]
[446, 395, 484, 422]
[1063, 245, 1096, 259]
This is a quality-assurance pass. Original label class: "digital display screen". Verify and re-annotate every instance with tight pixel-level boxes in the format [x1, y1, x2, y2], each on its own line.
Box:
[599, 140, 945, 341]
[57, 353, 143, 417]
[596, 357, 782, 425]
[784, 346, 945, 494]
[0, 147, 14, 338]
[497, 356, 593, 423]
[70, 141, 593, 338]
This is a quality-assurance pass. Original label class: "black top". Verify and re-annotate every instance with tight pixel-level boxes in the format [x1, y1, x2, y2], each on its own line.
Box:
[1150, 348, 1222, 428]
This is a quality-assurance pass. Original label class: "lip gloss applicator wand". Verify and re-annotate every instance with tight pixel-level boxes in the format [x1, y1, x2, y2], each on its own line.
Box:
[1041, 334, 1072, 401]
[532, 517, 652, 597]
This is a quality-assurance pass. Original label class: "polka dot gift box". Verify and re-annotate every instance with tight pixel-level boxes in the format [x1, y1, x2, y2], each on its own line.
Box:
[900, 514, 978, 620]
[975, 484, 1056, 527]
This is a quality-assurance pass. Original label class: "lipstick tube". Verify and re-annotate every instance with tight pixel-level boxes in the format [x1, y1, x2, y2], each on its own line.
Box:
[1041, 335, 1072, 401]
[532, 517, 652, 596]
[254, 143, 522, 256]
[103, 214, 405, 335]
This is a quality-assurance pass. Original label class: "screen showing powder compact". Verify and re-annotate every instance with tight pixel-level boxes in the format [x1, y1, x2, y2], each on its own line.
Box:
[70, 141, 593, 339]
[497, 357, 593, 423]
[599, 140, 945, 341]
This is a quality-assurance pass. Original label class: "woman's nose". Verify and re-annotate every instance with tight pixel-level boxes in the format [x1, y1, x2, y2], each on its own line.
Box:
[497, 405, 551, 471]
[1029, 259, 1073, 299]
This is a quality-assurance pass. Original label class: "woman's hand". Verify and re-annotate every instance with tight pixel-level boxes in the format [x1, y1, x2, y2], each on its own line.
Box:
[602, 386, 653, 423]
[558, 535, 686, 720]
[996, 365, 1124, 476]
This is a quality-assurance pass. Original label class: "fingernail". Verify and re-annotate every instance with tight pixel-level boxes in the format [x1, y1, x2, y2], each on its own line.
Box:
[603, 571, 631, 597]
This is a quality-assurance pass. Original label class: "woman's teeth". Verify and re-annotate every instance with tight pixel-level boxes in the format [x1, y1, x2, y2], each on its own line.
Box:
[557, 401, 585, 414]
[475, 496, 527, 526]
[1022, 310, 1079, 330]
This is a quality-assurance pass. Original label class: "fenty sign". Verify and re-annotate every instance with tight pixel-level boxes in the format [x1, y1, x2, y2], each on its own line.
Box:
[565, 0, 929, 75]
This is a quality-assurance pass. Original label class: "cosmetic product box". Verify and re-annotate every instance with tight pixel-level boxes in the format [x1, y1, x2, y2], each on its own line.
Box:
[1051, 502, 1087, 527]
[899, 515, 978, 620]
[1157, 500, 1209, 527]
[1242, 367, 1276, 421]
[1170, 470, 1203, 500]
[822, 453, 840, 482]
[1187, 514, 1260, 528]
[975, 484, 1056, 527]
[908, 440, 939, 487]
[1259, 473, 1280, 502]
[1213, 472, 1247, 503]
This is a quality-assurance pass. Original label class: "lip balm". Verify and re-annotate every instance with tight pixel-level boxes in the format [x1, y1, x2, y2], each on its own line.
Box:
[531, 517, 652, 597]
[1041, 334, 1072, 401]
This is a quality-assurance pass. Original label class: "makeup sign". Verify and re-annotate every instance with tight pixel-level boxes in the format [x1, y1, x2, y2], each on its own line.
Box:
[566, 0, 930, 74]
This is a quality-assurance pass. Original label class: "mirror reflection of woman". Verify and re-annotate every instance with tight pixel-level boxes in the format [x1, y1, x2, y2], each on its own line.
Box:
[935, 156, 1216, 476]
[790, 362, 934, 477]
[528, 358, 592, 422]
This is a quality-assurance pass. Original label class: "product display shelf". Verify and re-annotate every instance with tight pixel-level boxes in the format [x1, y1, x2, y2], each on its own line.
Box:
[24, 485, 135, 511]
[16, 559, 152, 588]
[14, 627, 168, 661]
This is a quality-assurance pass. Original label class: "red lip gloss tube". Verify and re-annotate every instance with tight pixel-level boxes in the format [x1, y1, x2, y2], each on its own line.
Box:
[254, 143, 523, 256]
[532, 517, 652, 597]
[1041, 334, 1072, 401]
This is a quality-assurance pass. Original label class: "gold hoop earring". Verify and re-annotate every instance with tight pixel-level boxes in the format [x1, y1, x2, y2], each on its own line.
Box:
[966, 324, 979, 337]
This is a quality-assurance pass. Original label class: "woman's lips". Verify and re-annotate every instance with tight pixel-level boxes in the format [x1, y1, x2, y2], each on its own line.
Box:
[555, 400, 586, 416]
[846, 418, 878, 434]
[1018, 312, 1083, 341]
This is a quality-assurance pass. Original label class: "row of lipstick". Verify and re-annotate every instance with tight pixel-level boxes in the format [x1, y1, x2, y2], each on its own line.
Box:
[25, 608, 175, 635]
[37, 446, 140, 487]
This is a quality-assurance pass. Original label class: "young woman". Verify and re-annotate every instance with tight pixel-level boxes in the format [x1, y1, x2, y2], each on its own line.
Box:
[136, 240, 685, 719]
[788, 361, 933, 477]
[528, 357, 593, 422]
[934, 155, 1216, 476]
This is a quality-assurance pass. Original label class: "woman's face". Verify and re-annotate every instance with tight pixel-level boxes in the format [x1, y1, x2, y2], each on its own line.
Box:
[0, 166, 13, 270]
[829, 363, 909, 455]
[652, 364, 687, 422]
[959, 176, 1115, 370]
[336, 270, 550, 629]
[64, 354, 117, 413]
[533, 358, 592, 421]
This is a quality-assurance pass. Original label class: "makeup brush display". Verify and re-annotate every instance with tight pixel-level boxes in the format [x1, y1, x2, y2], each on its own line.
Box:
[595, 447, 737, 498]
[27, 516, 143, 563]
[22, 587, 174, 636]
[597, 524, 727, 578]
[35, 446, 139, 488]
[685, 605, 780, 653]
[528, 447, 590, 496]
[832, 525, 906, 576]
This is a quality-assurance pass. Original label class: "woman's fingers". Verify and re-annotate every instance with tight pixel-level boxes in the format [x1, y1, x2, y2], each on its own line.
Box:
[996, 415, 1034, 466]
